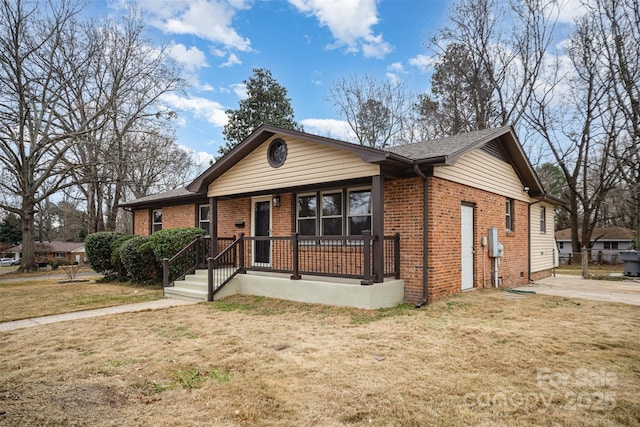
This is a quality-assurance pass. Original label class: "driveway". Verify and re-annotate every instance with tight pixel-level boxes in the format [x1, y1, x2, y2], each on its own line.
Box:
[515, 274, 640, 306]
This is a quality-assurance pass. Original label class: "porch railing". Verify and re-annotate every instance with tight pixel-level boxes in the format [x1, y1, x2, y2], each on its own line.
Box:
[163, 236, 235, 287]
[207, 234, 245, 301]
[243, 231, 400, 285]
[163, 231, 400, 293]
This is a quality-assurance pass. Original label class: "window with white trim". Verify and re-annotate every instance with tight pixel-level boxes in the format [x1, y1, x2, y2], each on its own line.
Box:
[199, 205, 210, 234]
[152, 209, 162, 233]
[506, 198, 514, 231]
[603, 241, 619, 250]
[540, 206, 546, 234]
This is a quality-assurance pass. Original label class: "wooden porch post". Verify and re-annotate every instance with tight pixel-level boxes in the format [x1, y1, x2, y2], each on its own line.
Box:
[372, 175, 384, 282]
[209, 197, 218, 258]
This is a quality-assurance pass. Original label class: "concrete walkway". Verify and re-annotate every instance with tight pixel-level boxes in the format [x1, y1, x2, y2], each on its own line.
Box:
[515, 274, 640, 306]
[0, 298, 197, 332]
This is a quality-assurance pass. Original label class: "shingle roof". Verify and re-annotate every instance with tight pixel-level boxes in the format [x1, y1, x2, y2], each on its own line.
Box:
[386, 126, 513, 162]
[10, 241, 84, 253]
[118, 187, 199, 208]
[555, 227, 635, 241]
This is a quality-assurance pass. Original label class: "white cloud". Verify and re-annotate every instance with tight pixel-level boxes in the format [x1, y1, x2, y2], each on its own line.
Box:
[409, 54, 436, 73]
[557, 0, 588, 24]
[220, 52, 242, 68]
[179, 144, 216, 167]
[386, 62, 407, 84]
[300, 118, 355, 142]
[136, 0, 251, 52]
[288, 0, 392, 58]
[167, 42, 208, 72]
[161, 93, 228, 127]
[230, 83, 247, 99]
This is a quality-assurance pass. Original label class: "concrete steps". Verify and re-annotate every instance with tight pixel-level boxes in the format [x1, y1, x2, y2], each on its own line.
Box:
[164, 270, 208, 302]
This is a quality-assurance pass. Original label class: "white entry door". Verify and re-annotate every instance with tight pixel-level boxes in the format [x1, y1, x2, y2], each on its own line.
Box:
[461, 204, 474, 290]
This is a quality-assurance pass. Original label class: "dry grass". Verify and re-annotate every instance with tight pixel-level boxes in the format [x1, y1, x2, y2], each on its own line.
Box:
[0, 289, 639, 426]
[556, 263, 624, 277]
[0, 277, 163, 322]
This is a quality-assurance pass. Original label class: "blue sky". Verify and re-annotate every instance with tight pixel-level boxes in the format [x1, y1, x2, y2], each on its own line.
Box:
[90, 0, 582, 166]
[80, 0, 448, 165]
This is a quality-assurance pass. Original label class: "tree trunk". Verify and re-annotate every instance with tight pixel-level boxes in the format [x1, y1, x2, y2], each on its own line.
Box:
[19, 200, 38, 272]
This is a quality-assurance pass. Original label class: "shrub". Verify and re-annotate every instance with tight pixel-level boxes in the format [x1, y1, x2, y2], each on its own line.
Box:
[148, 227, 206, 279]
[120, 236, 160, 282]
[85, 231, 124, 275]
[110, 235, 136, 280]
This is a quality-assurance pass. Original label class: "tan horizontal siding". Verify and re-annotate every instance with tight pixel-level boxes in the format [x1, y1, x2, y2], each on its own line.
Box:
[530, 202, 558, 272]
[209, 137, 380, 197]
[434, 150, 530, 201]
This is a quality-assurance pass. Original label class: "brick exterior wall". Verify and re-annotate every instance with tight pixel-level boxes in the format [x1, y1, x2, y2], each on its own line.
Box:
[134, 209, 150, 236]
[427, 176, 530, 301]
[132, 175, 536, 305]
[530, 269, 553, 282]
[384, 177, 425, 303]
[217, 198, 251, 238]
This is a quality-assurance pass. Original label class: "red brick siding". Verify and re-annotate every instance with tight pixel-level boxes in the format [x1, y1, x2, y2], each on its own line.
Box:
[530, 269, 553, 282]
[217, 198, 251, 238]
[427, 176, 529, 301]
[384, 177, 424, 303]
[163, 205, 196, 230]
[134, 210, 150, 236]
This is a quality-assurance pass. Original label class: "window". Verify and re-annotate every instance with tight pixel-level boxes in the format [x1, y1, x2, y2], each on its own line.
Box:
[199, 205, 210, 234]
[152, 209, 162, 233]
[54, 252, 65, 259]
[348, 189, 372, 235]
[559, 242, 564, 249]
[603, 242, 619, 250]
[321, 192, 342, 235]
[540, 206, 546, 234]
[297, 194, 317, 235]
[506, 198, 514, 231]
[296, 187, 371, 236]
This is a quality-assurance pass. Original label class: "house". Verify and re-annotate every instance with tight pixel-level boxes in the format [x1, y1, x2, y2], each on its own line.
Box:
[120, 125, 560, 308]
[556, 227, 635, 264]
[9, 241, 87, 266]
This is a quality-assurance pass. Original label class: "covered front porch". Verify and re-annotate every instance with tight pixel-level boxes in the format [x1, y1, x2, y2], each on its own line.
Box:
[162, 232, 403, 309]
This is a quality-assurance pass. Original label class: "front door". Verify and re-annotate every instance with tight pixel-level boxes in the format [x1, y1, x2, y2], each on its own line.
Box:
[253, 197, 271, 265]
[461, 204, 474, 290]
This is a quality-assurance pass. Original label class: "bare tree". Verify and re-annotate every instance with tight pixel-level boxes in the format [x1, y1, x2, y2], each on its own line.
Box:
[590, 0, 640, 248]
[327, 74, 413, 148]
[67, 8, 186, 232]
[431, 0, 560, 133]
[525, 11, 621, 253]
[0, 0, 112, 270]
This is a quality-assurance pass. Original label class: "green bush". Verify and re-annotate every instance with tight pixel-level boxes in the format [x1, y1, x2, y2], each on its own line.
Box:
[120, 236, 160, 282]
[149, 227, 206, 279]
[85, 231, 124, 275]
[110, 235, 135, 280]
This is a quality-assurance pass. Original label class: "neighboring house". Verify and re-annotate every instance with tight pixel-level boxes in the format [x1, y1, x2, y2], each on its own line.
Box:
[10, 241, 87, 266]
[556, 227, 635, 263]
[120, 125, 560, 308]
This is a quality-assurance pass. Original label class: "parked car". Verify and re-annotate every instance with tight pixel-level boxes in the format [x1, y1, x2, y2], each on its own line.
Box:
[0, 258, 19, 267]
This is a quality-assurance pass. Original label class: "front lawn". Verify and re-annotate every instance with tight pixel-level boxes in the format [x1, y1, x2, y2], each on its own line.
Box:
[0, 290, 638, 426]
[0, 276, 163, 322]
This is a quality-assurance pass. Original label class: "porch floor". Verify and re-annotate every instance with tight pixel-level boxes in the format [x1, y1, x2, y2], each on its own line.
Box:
[165, 269, 405, 309]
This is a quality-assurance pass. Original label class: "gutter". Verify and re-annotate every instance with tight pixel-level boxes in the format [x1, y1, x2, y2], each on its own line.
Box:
[413, 164, 429, 308]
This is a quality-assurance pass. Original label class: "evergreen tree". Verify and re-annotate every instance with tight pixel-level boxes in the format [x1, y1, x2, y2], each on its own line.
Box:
[220, 68, 301, 156]
[0, 213, 21, 244]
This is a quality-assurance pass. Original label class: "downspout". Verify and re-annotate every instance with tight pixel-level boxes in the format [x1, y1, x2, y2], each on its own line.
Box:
[414, 164, 429, 308]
